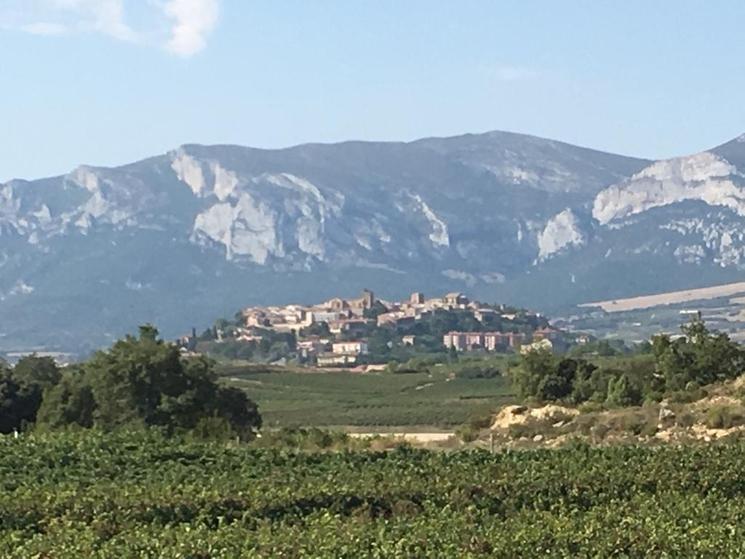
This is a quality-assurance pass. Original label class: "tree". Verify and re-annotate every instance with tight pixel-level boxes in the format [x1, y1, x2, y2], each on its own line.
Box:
[605, 374, 641, 407]
[0, 368, 43, 433]
[512, 349, 557, 399]
[36, 369, 95, 429]
[213, 385, 262, 434]
[13, 355, 61, 389]
[539, 358, 598, 402]
[38, 326, 262, 437]
[363, 300, 388, 320]
[300, 322, 331, 338]
[0, 355, 63, 433]
[652, 319, 745, 392]
[514, 351, 606, 404]
[569, 362, 607, 404]
[85, 327, 186, 429]
[448, 345, 459, 363]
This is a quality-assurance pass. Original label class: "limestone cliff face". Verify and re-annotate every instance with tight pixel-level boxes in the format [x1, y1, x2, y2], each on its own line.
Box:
[593, 152, 745, 225]
[537, 209, 585, 261]
[584, 137, 745, 269]
[6, 130, 745, 352]
[3, 132, 641, 277]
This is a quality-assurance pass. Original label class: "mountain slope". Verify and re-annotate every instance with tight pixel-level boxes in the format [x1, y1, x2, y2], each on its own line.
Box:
[526, 134, 745, 309]
[9, 130, 745, 353]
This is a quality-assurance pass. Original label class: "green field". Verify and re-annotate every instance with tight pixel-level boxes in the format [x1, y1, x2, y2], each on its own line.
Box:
[218, 363, 515, 428]
[5, 432, 745, 557]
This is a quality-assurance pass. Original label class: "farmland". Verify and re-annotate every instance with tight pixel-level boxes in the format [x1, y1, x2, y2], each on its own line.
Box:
[579, 281, 745, 313]
[564, 281, 745, 343]
[4, 432, 745, 557]
[218, 360, 515, 428]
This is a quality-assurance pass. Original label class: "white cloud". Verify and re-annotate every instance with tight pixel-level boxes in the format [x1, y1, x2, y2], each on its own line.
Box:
[47, 0, 138, 41]
[0, 0, 221, 57]
[163, 0, 219, 57]
[77, 0, 138, 42]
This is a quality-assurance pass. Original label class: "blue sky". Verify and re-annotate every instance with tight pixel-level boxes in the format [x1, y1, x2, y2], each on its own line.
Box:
[2, 0, 745, 181]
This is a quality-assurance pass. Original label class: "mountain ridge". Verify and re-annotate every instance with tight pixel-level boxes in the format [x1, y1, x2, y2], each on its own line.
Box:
[2, 129, 745, 354]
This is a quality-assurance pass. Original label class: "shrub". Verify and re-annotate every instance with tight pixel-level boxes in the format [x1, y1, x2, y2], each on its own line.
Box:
[667, 387, 706, 404]
[601, 408, 658, 437]
[578, 401, 604, 414]
[191, 416, 236, 441]
[456, 424, 479, 443]
[675, 411, 696, 428]
[455, 366, 500, 379]
[705, 405, 745, 429]
[590, 423, 610, 441]
[507, 419, 554, 440]
[574, 415, 598, 436]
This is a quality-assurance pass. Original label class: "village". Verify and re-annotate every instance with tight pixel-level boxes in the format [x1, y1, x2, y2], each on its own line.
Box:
[183, 289, 575, 368]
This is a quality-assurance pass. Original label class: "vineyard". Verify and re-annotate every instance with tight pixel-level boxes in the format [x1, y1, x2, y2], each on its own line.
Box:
[3, 432, 745, 557]
[220, 364, 514, 428]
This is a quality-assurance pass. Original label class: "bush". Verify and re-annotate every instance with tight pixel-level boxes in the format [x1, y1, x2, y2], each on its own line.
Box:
[256, 428, 351, 450]
[590, 423, 610, 441]
[507, 419, 554, 440]
[467, 414, 493, 430]
[602, 408, 658, 437]
[191, 416, 236, 441]
[667, 387, 706, 404]
[512, 319, 745, 409]
[605, 374, 643, 407]
[675, 411, 696, 428]
[643, 392, 663, 406]
[578, 401, 605, 414]
[705, 405, 745, 429]
[456, 424, 479, 443]
[454, 365, 500, 379]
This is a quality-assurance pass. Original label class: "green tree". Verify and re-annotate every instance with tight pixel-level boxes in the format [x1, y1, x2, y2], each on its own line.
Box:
[36, 368, 95, 429]
[605, 374, 641, 407]
[652, 319, 745, 392]
[0, 368, 43, 433]
[300, 321, 331, 338]
[512, 349, 557, 399]
[13, 355, 61, 389]
[363, 300, 388, 320]
[38, 326, 262, 437]
[0, 355, 63, 433]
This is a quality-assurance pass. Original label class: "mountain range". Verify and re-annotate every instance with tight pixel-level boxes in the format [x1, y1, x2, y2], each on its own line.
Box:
[3, 130, 745, 354]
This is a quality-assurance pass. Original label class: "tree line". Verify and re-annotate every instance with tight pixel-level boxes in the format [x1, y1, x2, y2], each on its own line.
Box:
[512, 319, 745, 407]
[0, 325, 261, 437]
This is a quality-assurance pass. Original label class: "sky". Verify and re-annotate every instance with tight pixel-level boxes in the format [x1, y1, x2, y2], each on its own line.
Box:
[1, 0, 745, 181]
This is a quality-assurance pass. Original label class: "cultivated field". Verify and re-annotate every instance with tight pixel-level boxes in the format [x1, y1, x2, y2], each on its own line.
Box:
[218, 363, 515, 428]
[580, 281, 745, 313]
[6, 432, 745, 557]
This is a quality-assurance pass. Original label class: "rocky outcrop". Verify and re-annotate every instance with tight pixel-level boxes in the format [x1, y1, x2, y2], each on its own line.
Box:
[490, 404, 579, 430]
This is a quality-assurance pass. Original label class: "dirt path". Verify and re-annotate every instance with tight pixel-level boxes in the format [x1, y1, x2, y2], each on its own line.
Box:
[348, 432, 455, 442]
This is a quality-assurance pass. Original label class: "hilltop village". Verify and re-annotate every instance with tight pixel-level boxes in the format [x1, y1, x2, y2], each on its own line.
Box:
[184, 290, 581, 368]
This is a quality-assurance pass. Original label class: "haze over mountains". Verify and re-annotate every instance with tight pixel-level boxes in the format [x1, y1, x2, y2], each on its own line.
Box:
[3, 130, 745, 353]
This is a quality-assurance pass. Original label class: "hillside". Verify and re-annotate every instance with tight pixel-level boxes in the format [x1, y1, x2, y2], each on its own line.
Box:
[486, 374, 745, 449]
[6, 130, 745, 353]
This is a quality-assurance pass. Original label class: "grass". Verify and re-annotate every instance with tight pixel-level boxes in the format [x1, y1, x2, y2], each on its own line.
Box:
[218, 363, 515, 428]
